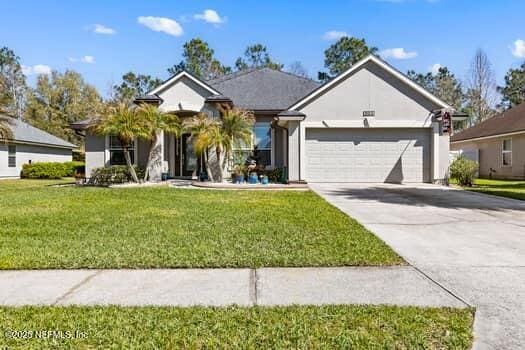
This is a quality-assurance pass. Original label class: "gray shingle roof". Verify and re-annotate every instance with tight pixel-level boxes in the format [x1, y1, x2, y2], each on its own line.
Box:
[207, 68, 320, 110]
[2, 116, 76, 148]
[451, 103, 525, 142]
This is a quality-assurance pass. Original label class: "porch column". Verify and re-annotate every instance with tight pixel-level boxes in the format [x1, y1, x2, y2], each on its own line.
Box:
[431, 122, 440, 182]
[287, 121, 300, 182]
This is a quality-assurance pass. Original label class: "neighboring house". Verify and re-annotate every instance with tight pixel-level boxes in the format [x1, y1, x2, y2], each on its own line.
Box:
[0, 116, 76, 178]
[451, 103, 525, 180]
[74, 54, 459, 183]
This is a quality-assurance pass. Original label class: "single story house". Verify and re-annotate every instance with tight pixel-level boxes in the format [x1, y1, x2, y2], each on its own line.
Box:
[0, 116, 76, 178]
[74, 54, 460, 183]
[451, 103, 525, 180]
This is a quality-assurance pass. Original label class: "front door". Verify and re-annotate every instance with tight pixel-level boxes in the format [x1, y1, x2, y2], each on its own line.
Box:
[182, 134, 198, 177]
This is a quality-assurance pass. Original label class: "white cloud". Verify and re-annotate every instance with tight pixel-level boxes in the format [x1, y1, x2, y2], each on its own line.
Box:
[91, 24, 116, 35]
[380, 47, 418, 59]
[137, 16, 183, 36]
[430, 63, 442, 75]
[68, 56, 95, 64]
[322, 30, 348, 41]
[21, 64, 52, 76]
[511, 39, 525, 58]
[81, 55, 95, 64]
[194, 9, 225, 24]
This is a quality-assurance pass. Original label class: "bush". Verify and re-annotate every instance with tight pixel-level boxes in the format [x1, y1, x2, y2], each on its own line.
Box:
[63, 161, 85, 177]
[21, 161, 85, 179]
[450, 156, 478, 186]
[264, 167, 286, 183]
[89, 165, 145, 186]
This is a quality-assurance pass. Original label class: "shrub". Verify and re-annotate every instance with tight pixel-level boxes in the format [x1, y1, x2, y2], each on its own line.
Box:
[450, 156, 478, 186]
[89, 166, 145, 186]
[63, 161, 85, 177]
[21, 162, 77, 179]
[21, 163, 63, 179]
[264, 167, 286, 183]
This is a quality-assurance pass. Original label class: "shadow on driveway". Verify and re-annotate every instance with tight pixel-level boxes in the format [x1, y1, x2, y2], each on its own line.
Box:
[316, 184, 525, 212]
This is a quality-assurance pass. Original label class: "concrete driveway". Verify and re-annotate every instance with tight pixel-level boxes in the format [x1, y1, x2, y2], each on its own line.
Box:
[310, 183, 525, 350]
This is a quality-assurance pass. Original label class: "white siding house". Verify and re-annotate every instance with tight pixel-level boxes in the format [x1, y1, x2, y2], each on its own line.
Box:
[0, 116, 75, 178]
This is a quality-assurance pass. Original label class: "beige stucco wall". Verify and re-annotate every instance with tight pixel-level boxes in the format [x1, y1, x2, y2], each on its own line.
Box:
[157, 76, 212, 113]
[0, 143, 72, 178]
[85, 133, 106, 177]
[297, 61, 438, 123]
[287, 60, 450, 183]
[84, 134, 150, 178]
[451, 133, 525, 179]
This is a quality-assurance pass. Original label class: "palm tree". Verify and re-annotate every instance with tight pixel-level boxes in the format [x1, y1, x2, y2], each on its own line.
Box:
[137, 104, 182, 181]
[220, 107, 255, 174]
[89, 103, 149, 182]
[0, 113, 14, 142]
[184, 113, 216, 182]
[206, 122, 227, 181]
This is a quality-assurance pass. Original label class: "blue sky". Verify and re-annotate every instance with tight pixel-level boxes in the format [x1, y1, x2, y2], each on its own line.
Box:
[1, 0, 524, 96]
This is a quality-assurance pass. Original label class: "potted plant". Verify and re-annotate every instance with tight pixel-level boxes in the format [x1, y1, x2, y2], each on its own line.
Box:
[232, 164, 246, 184]
[248, 172, 258, 184]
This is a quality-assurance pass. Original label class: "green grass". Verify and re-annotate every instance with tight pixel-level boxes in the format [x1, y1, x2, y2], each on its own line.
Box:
[0, 305, 474, 349]
[462, 178, 525, 201]
[0, 179, 403, 269]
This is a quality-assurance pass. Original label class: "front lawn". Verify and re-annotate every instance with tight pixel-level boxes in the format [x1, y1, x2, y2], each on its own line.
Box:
[462, 178, 525, 201]
[0, 305, 474, 349]
[0, 180, 403, 269]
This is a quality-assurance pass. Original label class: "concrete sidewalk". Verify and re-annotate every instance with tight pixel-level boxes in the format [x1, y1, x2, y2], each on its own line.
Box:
[0, 267, 467, 308]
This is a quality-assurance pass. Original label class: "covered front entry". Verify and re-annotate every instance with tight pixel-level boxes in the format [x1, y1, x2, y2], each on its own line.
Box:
[305, 128, 431, 183]
[167, 134, 201, 178]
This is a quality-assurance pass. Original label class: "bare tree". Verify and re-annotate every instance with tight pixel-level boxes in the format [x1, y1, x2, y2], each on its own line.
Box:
[288, 61, 309, 78]
[465, 49, 498, 125]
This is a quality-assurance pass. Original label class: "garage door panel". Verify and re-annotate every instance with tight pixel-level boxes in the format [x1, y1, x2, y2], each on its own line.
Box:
[305, 128, 430, 183]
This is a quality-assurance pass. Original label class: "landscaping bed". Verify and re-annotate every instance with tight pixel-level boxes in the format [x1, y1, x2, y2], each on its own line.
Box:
[0, 305, 474, 349]
[0, 179, 403, 269]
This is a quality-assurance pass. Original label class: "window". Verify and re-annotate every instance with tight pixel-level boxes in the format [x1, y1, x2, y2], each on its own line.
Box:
[7, 145, 16, 167]
[253, 122, 272, 166]
[109, 135, 135, 165]
[231, 122, 273, 167]
[502, 139, 512, 166]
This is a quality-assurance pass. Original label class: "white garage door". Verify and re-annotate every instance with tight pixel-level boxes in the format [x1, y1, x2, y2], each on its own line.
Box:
[305, 128, 431, 183]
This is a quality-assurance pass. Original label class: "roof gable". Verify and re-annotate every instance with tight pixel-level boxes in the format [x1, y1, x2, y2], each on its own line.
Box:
[289, 55, 453, 111]
[451, 103, 525, 142]
[149, 70, 221, 96]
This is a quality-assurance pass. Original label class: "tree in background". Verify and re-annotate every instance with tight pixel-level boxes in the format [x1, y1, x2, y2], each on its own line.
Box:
[25, 70, 103, 144]
[0, 47, 27, 118]
[407, 67, 464, 110]
[0, 114, 14, 141]
[498, 62, 525, 109]
[465, 49, 498, 125]
[112, 72, 162, 103]
[235, 44, 283, 71]
[287, 61, 309, 78]
[168, 38, 230, 80]
[319, 37, 378, 82]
